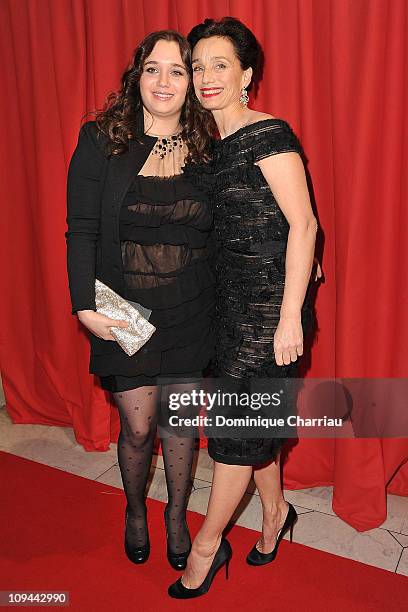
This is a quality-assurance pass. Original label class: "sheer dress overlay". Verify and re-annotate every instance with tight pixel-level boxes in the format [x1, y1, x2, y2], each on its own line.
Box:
[98, 134, 215, 391]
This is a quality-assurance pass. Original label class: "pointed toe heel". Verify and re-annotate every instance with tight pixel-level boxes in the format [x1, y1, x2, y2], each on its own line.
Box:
[246, 502, 297, 566]
[168, 538, 232, 599]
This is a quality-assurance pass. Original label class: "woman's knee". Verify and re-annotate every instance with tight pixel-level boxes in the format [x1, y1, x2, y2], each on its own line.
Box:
[120, 422, 156, 448]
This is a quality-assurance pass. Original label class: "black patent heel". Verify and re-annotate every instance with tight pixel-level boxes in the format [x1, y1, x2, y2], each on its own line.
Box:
[164, 505, 191, 571]
[289, 520, 295, 543]
[225, 555, 230, 580]
[168, 538, 232, 599]
[124, 505, 150, 564]
[246, 502, 297, 566]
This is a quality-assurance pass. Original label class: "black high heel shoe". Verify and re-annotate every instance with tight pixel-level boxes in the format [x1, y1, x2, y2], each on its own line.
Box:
[164, 505, 191, 571]
[168, 538, 232, 599]
[246, 502, 297, 566]
[124, 506, 150, 564]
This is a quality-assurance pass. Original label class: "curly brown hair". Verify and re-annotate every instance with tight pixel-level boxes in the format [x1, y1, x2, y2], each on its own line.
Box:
[92, 30, 216, 162]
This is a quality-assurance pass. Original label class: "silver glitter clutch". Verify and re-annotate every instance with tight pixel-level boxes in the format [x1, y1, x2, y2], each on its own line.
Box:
[95, 279, 156, 356]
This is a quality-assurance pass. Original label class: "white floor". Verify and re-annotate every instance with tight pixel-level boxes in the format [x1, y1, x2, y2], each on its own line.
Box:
[0, 398, 407, 577]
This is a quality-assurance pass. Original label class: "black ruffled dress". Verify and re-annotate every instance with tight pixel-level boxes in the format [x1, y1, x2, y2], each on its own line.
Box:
[188, 119, 316, 465]
[98, 137, 215, 392]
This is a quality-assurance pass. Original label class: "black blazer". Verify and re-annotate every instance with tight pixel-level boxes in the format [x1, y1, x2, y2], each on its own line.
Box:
[66, 121, 157, 356]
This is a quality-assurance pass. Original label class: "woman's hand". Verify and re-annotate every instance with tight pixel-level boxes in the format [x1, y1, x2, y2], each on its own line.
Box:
[77, 310, 129, 341]
[274, 314, 303, 366]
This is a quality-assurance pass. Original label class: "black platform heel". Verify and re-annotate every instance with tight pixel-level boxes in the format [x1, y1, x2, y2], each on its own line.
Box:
[124, 506, 150, 564]
[168, 538, 232, 599]
[164, 505, 191, 570]
[246, 502, 297, 566]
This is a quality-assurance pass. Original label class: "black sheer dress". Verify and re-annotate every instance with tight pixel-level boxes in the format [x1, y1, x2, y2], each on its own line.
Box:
[97, 134, 215, 392]
[188, 119, 315, 465]
[86, 134, 218, 557]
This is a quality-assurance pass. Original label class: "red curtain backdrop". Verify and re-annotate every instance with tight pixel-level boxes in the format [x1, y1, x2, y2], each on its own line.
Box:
[0, 0, 407, 531]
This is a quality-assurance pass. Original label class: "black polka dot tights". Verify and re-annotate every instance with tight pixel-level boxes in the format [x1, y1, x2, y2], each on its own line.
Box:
[113, 385, 194, 552]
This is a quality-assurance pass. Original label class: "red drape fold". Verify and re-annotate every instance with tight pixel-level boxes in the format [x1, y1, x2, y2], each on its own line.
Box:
[0, 0, 407, 531]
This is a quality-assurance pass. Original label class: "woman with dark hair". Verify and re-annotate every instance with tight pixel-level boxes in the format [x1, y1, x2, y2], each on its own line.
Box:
[169, 17, 318, 598]
[66, 30, 216, 569]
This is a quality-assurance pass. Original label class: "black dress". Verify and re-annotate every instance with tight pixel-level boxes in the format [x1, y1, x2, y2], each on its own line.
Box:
[205, 119, 315, 465]
[97, 154, 215, 392]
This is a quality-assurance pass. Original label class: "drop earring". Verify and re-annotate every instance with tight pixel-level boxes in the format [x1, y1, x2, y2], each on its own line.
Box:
[240, 86, 249, 106]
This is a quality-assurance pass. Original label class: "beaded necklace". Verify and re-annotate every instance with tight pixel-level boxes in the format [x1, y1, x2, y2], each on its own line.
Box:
[151, 133, 184, 159]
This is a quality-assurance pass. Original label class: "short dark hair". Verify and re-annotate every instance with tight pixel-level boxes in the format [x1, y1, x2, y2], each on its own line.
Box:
[187, 17, 264, 92]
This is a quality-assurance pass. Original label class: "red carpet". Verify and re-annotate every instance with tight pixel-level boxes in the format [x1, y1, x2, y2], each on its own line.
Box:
[0, 451, 407, 611]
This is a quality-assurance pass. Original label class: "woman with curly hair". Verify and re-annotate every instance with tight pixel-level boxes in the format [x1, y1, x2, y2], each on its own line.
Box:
[66, 30, 216, 570]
